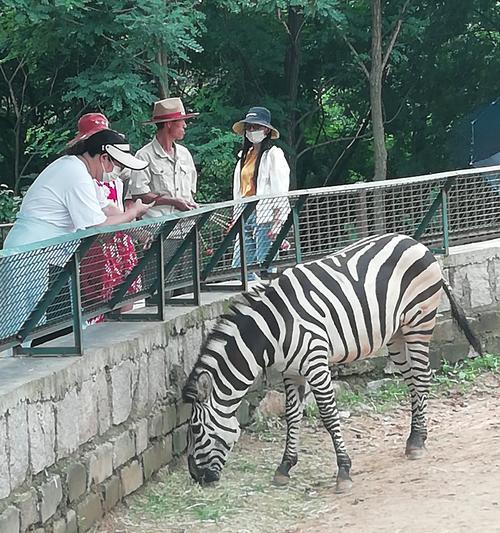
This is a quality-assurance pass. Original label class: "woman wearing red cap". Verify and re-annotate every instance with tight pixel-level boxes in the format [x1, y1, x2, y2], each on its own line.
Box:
[3, 115, 150, 249]
[67, 114, 147, 321]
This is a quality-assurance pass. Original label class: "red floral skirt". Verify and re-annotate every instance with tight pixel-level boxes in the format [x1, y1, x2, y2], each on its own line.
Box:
[80, 232, 142, 323]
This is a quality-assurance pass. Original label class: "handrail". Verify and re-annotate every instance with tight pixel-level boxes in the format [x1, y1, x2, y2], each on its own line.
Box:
[1, 164, 500, 355]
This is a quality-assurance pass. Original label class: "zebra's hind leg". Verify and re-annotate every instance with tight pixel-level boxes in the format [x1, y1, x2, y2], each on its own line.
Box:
[273, 375, 306, 486]
[307, 363, 352, 494]
[389, 327, 433, 460]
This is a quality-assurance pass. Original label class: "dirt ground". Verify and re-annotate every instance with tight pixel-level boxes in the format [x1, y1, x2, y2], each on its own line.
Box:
[96, 372, 500, 533]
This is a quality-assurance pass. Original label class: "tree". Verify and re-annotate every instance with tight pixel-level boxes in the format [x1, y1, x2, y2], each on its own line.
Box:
[339, 0, 411, 181]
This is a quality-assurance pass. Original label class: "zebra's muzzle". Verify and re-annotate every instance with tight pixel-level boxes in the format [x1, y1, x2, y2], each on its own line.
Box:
[188, 456, 220, 484]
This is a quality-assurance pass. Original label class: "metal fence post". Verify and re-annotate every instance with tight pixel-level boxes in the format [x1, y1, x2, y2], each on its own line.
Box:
[238, 216, 249, 292]
[441, 187, 450, 255]
[157, 228, 166, 321]
[192, 224, 201, 305]
[69, 251, 83, 355]
[292, 204, 302, 264]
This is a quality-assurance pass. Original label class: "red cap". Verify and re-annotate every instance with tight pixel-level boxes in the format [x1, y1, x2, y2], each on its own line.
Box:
[67, 113, 110, 146]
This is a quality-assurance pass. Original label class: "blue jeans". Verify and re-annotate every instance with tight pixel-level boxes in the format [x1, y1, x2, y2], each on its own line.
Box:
[232, 214, 275, 280]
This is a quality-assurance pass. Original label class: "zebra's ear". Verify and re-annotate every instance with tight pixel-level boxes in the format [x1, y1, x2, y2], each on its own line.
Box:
[196, 372, 213, 403]
[182, 372, 213, 403]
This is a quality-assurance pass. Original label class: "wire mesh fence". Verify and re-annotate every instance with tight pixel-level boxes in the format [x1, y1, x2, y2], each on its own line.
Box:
[0, 224, 13, 249]
[1, 165, 500, 353]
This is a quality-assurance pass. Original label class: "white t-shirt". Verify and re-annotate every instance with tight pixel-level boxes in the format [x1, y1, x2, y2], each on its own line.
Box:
[19, 155, 107, 232]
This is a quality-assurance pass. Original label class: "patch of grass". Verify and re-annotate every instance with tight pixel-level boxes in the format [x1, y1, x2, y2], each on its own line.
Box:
[432, 353, 500, 392]
[303, 402, 319, 419]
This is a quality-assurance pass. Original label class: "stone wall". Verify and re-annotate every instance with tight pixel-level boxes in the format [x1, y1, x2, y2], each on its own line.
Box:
[0, 240, 499, 533]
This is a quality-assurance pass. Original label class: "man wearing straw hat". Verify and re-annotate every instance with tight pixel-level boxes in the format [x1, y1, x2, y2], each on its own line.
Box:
[128, 97, 199, 217]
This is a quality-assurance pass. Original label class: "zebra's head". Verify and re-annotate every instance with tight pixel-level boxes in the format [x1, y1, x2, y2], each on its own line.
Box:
[182, 371, 241, 484]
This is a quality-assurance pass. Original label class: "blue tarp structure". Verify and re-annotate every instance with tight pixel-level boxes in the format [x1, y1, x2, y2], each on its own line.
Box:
[470, 98, 500, 167]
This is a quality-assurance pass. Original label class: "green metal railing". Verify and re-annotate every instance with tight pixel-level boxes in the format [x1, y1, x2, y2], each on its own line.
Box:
[1, 164, 499, 356]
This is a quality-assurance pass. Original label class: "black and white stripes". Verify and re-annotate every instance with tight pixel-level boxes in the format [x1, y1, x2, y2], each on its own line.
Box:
[183, 233, 481, 490]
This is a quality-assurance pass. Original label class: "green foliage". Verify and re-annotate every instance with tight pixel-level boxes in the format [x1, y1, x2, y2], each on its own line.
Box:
[1, 0, 499, 197]
[433, 354, 500, 390]
[189, 128, 239, 203]
[0, 185, 21, 223]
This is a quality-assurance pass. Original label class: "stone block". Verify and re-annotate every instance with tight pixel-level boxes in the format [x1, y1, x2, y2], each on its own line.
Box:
[95, 371, 111, 435]
[78, 379, 98, 445]
[468, 263, 493, 308]
[7, 402, 29, 490]
[236, 399, 251, 426]
[53, 517, 66, 533]
[111, 361, 132, 425]
[27, 402, 56, 475]
[134, 419, 148, 454]
[112, 430, 135, 469]
[0, 416, 10, 499]
[16, 488, 39, 532]
[103, 475, 122, 512]
[120, 460, 143, 496]
[148, 412, 163, 439]
[173, 426, 188, 455]
[176, 402, 192, 426]
[66, 462, 87, 503]
[134, 357, 150, 415]
[162, 405, 177, 435]
[77, 493, 103, 533]
[142, 441, 164, 481]
[148, 350, 167, 405]
[66, 509, 77, 533]
[88, 443, 113, 486]
[56, 389, 80, 458]
[0, 506, 20, 533]
[39, 474, 63, 523]
[258, 390, 285, 417]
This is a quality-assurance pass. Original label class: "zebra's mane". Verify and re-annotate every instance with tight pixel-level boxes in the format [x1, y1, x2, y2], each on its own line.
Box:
[182, 282, 273, 402]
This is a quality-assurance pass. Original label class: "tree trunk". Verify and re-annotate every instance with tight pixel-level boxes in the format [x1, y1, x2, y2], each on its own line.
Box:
[157, 47, 169, 99]
[284, 8, 303, 190]
[370, 0, 387, 182]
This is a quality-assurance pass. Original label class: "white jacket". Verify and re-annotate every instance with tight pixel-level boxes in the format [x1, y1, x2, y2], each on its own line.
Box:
[232, 146, 290, 224]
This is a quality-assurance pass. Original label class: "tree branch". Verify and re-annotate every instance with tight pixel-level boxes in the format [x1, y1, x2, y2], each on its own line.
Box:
[382, 0, 412, 71]
[341, 33, 370, 80]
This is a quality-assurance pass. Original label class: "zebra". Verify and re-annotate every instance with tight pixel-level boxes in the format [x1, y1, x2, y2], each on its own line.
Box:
[182, 233, 482, 492]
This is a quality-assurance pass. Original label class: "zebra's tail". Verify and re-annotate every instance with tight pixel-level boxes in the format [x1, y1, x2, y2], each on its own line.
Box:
[442, 279, 483, 356]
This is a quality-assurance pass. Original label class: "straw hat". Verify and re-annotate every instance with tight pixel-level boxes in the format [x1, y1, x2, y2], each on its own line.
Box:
[143, 97, 198, 124]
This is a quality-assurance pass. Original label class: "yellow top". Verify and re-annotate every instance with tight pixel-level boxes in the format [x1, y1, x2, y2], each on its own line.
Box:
[240, 148, 257, 197]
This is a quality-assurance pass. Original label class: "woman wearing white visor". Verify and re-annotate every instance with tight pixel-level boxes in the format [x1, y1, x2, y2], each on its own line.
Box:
[4, 126, 150, 249]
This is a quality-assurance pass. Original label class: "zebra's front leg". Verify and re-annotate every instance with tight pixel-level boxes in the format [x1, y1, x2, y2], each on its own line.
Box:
[273, 375, 306, 486]
[307, 365, 352, 493]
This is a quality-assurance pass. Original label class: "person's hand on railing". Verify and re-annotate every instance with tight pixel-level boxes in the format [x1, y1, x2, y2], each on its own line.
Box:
[168, 198, 199, 211]
[129, 199, 151, 219]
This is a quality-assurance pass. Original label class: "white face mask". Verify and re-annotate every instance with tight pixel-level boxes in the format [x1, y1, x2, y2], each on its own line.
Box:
[101, 161, 123, 183]
[246, 129, 267, 144]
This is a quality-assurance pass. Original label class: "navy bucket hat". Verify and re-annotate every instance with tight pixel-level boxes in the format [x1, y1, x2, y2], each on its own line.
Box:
[232, 106, 280, 139]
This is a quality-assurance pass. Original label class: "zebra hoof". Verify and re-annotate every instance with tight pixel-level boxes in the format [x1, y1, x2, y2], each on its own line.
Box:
[272, 472, 290, 486]
[406, 447, 427, 460]
[335, 477, 353, 494]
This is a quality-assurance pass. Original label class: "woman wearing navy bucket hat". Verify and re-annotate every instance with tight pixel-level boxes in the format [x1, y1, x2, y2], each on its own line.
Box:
[231, 106, 290, 280]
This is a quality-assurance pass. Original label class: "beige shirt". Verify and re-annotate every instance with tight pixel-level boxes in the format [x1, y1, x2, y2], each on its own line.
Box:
[127, 137, 197, 218]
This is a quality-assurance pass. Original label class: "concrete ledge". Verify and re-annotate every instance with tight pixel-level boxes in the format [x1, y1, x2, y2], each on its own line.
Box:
[0, 241, 498, 532]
